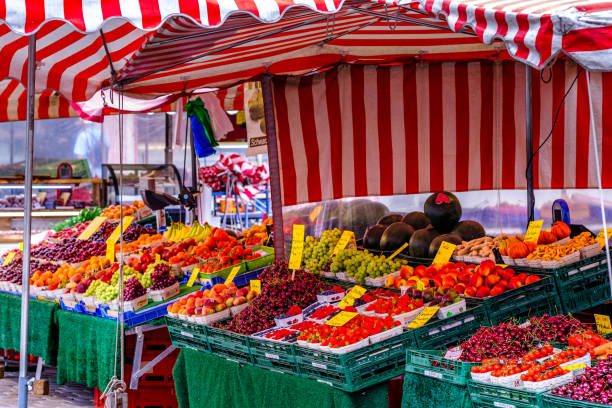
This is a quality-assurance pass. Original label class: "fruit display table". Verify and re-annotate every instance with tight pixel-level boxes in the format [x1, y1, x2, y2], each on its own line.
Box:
[173, 349, 389, 408]
[401, 372, 470, 408]
[0, 292, 59, 365]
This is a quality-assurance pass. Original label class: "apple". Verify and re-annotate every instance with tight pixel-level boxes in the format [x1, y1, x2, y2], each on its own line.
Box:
[246, 290, 256, 301]
[508, 277, 523, 289]
[517, 273, 528, 284]
[525, 275, 540, 284]
[501, 269, 515, 281]
[478, 260, 495, 277]
[400, 266, 414, 280]
[414, 265, 427, 278]
[233, 296, 246, 306]
[213, 295, 225, 304]
[497, 280, 508, 290]
[485, 274, 501, 287]
[214, 303, 227, 312]
[469, 274, 484, 288]
[195, 298, 204, 307]
[458, 272, 471, 284]
[194, 307, 202, 315]
[490, 285, 505, 297]
[464, 286, 477, 297]
[453, 283, 466, 294]
[476, 286, 490, 298]
[225, 297, 234, 308]
[203, 307, 214, 315]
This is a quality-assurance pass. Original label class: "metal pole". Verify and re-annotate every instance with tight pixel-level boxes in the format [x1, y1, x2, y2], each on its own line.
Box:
[585, 71, 612, 295]
[189, 123, 198, 222]
[165, 113, 173, 165]
[261, 75, 285, 260]
[525, 66, 535, 222]
[18, 34, 36, 408]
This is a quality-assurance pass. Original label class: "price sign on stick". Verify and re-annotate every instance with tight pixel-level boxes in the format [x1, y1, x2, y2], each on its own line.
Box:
[77, 216, 107, 240]
[337, 285, 367, 309]
[250, 280, 261, 294]
[432, 241, 456, 265]
[407, 307, 440, 329]
[326, 311, 358, 326]
[524, 220, 544, 243]
[3, 252, 15, 266]
[288, 225, 305, 270]
[332, 231, 356, 256]
[596, 228, 612, 250]
[388, 243, 408, 260]
[105, 216, 134, 262]
[224, 266, 241, 286]
[186, 267, 199, 287]
[594, 314, 612, 335]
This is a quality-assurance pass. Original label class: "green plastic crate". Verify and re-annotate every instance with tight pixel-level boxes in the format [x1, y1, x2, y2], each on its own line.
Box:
[245, 246, 274, 271]
[412, 306, 489, 350]
[293, 329, 415, 392]
[166, 317, 209, 352]
[468, 380, 542, 408]
[405, 349, 477, 385]
[208, 341, 253, 364]
[250, 346, 298, 374]
[467, 275, 561, 325]
[541, 393, 612, 408]
[204, 322, 251, 353]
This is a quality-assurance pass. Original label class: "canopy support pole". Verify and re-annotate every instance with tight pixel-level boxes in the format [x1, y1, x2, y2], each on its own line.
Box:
[585, 70, 612, 294]
[18, 34, 36, 408]
[525, 65, 535, 222]
[262, 75, 285, 261]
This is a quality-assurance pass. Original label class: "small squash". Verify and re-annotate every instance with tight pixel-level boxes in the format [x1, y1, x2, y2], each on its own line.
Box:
[538, 229, 557, 245]
[508, 241, 532, 259]
[551, 221, 571, 240]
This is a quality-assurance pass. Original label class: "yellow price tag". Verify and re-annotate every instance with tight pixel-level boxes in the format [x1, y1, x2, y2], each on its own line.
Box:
[19, 242, 23, 250]
[224, 266, 241, 286]
[524, 220, 543, 243]
[288, 225, 305, 270]
[3, 252, 15, 266]
[77, 216, 107, 240]
[332, 231, 356, 256]
[186, 267, 199, 287]
[250, 279, 261, 294]
[594, 314, 612, 335]
[105, 216, 134, 262]
[496, 264, 509, 268]
[407, 307, 440, 328]
[337, 285, 367, 309]
[388, 243, 409, 260]
[432, 241, 456, 265]
[326, 311, 358, 326]
[309, 205, 323, 222]
[155, 253, 161, 263]
[563, 364, 587, 371]
[416, 280, 426, 291]
[596, 228, 612, 250]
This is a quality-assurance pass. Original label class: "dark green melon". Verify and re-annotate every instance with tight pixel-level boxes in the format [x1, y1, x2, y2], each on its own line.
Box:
[428, 233, 463, 258]
[452, 220, 485, 242]
[363, 224, 387, 250]
[424, 192, 462, 233]
[402, 211, 431, 230]
[408, 227, 440, 258]
[377, 213, 403, 226]
[380, 222, 415, 252]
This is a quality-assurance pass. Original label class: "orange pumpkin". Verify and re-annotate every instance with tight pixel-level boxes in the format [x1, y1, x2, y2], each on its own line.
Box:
[525, 241, 537, 252]
[551, 222, 571, 239]
[538, 229, 557, 245]
[508, 241, 532, 259]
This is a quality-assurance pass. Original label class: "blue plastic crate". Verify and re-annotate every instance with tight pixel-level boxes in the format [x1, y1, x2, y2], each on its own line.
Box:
[98, 301, 172, 327]
[199, 267, 266, 290]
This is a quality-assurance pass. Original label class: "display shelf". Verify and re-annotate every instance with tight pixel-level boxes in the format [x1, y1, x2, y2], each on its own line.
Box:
[405, 349, 477, 385]
[468, 380, 542, 408]
[411, 306, 488, 350]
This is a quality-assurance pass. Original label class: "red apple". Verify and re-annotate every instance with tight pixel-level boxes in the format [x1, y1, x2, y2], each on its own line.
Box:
[478, 259, 495, 277]
[517, 273, 528, 284]
[458, 272, 472, 284]
[485, 273, 501, 287]
[501, 269, 515, 281]
[469, 274, 484, 288]
[490, 285, 505, 297]
[497, 280, 508, 290]
[464, 286, 477, 297]
[525, 275, 541, 285]
[454, 283, 466, 294]
[508, 277, 523, 290]
[476, 286, 491, 298]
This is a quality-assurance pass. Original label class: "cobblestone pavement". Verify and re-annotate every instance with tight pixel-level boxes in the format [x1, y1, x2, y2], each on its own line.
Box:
[0, 366, 93, 408]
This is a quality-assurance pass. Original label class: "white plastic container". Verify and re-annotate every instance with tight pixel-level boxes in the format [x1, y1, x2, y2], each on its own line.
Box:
[561, 251, 581, 266]
[523, 372, 572, 392]
[108, 294, 148, 312]
[275, 313, 304, 327]
[230, 302, 249, 316]
[490, 371, 526, 389]
[148, 281, 180, 302]
[320, 271, 336, 278]
[470, 371, 492, 384]
[191, 307, 230, 325]
[366, 270, 400, 287]
[369, 325, 403, 344]
[327, 337, 370, 354]
[82, 295, 98, 307]
[335, 272, 348, 281]
[316, 290, 345, 304]
[392, 306, 425, 326]
[559, 353, 591, 368]
[526, 259, 542, 268]
[580, 243, 601, 259]
[501, 256, 515, 266]
[436, 299, 466, 320]
[540, 259, 564, 269]
[513, 258, 529, 267]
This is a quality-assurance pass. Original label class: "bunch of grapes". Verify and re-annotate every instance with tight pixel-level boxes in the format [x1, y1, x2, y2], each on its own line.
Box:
[151, 263, 175, 290]
[124, 277, 146, 301]
[330, 248, 405, 283]
[97, 284, 119, 303]
[138, 271, 153, 288]
[111, 265, 138, 286]
[89, 221, 156, 243]
[214, 261, 330, 335]
[84, 280, 104, 297]
[302, 229, 343, 274]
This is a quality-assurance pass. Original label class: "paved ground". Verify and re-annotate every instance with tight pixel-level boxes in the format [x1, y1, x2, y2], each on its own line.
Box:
[0, 365, 93, 408]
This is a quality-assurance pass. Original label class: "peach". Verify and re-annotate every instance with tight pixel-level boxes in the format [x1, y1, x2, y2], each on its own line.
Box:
[476, 286, 490, 298]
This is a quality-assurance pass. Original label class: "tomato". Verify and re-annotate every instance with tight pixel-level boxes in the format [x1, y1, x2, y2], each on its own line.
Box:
[568, 334, 583, 347]
[589, 334, 604, 346]
[584, 339, 598, 349]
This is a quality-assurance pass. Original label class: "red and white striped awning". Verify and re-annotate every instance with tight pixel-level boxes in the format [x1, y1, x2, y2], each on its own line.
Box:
[271, 60, 612, 206]
[412, 0, 612, 70]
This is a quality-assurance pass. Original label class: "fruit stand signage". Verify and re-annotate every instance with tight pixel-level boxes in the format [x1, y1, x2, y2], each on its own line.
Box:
[288, 224, 305, 270]
[77, 216, 107, 240]
[407, 307, 440, 328]
[250, 279, 261, 294]
[596, 228, 612, 249]
[105, 216, 134, 262]
[594, 314, 612, 335]
[186, 267, 199, 287]
[2, 252, 15, 266]
[326, 311, 358, 326]
[524, 220, 544, 243]
[388, 243, 408, 260]
[332, 231, 356, 256]
[337, 285, 366, 309]
[224, 266, 241, 286]
[432, 241, 456, 265]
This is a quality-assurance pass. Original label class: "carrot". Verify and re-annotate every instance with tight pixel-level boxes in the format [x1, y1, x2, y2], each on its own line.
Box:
[593, 341, 612, 356]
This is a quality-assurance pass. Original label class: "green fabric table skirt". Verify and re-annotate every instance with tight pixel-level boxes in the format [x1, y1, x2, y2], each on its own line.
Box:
[56, 310, 119, 390]
[0, 292, 59, 365]
[401, 372, 472, 408]
[173, 349, 388, 408]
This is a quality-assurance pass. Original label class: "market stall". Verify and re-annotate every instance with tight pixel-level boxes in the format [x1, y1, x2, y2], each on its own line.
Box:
[1, 1, 612, 408]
